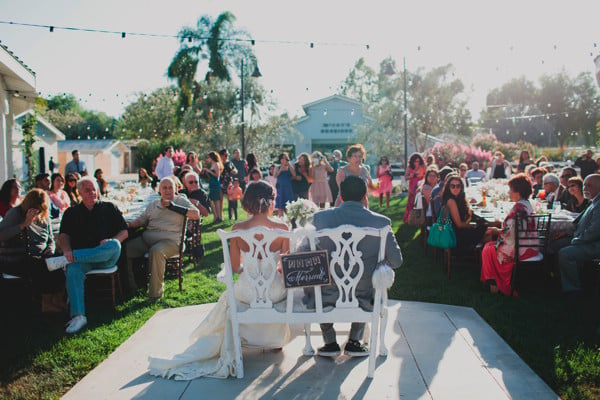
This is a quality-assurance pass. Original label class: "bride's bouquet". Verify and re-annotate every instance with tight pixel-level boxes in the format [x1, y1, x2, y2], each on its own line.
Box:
[285, 198, 319, 228]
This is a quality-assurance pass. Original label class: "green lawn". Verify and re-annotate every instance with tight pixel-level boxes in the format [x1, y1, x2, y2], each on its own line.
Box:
[1, 196, 599, 399]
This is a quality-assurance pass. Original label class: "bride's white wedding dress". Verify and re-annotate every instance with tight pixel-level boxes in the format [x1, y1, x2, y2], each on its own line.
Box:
[147, 254, 290, 380]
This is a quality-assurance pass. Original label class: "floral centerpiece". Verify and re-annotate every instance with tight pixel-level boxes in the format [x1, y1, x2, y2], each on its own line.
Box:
[477, 179, 510, 202]
[285, 198, 319, 228]
[105, 181, 156, 215]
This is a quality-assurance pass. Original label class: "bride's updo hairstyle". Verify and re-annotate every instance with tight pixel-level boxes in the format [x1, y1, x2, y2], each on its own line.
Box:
[242, 181, 276, 215]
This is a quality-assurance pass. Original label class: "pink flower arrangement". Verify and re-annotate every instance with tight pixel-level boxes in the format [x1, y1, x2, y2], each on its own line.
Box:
[172, 149, 186, 167]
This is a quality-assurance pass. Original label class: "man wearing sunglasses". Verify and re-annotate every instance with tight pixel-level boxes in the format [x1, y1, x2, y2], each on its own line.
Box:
[180, 172, 210, 217]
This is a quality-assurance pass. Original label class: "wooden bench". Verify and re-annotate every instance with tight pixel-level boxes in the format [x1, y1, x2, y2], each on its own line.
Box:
[217, 224, 395, 379]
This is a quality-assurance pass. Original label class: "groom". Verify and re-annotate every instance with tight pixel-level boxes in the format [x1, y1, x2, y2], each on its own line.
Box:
[303, 175, 403, 357]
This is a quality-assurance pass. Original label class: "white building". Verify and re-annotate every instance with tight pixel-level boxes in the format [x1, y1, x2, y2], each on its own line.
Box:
[58, 139, 132, 178]
[0, 43, 36, 182]
[291, 94, 367, 156]
[14, 110, 65, 179]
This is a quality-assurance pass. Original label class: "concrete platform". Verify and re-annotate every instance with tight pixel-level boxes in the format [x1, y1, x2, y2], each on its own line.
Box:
[64, 301, 559, 399]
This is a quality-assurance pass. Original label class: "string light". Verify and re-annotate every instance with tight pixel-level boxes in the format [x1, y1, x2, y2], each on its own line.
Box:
[0, 20, 371, 49]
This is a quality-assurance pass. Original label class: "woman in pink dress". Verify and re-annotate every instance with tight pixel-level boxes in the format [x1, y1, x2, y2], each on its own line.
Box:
[308, 151, 333, 208]
[480, 174, 537, 296]
[48, 173, 70, 211]
[374, 156, 393, 208]
[403, 153, 426, 224]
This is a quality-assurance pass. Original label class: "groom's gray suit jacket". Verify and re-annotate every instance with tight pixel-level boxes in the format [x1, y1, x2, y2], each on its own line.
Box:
[303, 201, 403, 311]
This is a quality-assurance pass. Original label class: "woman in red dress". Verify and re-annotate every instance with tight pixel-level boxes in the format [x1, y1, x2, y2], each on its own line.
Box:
[480, 173, 538, 296]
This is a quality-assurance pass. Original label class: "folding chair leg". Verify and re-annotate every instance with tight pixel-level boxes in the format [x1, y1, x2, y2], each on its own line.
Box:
[444, 249, 451, 279]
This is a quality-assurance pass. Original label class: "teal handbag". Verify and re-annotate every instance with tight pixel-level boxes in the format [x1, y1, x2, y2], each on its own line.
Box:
[427, 207, 457, 249]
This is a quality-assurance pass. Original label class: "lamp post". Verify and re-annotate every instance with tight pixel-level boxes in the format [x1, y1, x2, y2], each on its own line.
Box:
[384, 57, 408, 170]
[240, 59, 262, 158]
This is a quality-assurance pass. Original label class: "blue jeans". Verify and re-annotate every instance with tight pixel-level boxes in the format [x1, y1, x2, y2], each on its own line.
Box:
[65, 239, 122, 316]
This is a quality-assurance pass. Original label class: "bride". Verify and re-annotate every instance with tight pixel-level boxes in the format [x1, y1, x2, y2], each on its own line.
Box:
[148, 181, 291, 380]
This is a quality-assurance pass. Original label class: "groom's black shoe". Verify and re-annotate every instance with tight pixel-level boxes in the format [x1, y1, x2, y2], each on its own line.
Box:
[317, 342, 341, 357]
[344, 340, 369, 357]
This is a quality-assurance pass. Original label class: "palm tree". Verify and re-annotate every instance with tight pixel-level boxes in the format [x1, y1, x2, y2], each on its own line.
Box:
[167, 12, 255, 116]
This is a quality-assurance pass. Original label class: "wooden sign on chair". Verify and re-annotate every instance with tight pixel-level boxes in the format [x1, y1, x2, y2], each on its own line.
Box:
[281, 250, 330, 288]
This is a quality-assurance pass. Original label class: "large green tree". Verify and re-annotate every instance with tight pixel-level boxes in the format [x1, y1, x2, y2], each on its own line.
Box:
[38, 94, 116, 140]
[341, 58, 472, 161]
[116, 87, 180, 141]
[480, 71, 600, 148]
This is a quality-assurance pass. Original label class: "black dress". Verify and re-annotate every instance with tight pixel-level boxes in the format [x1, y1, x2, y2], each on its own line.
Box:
[445, 205, 486, 255]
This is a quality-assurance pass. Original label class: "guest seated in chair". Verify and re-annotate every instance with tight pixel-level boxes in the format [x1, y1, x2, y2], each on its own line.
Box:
[480, 174, 537, 296]
[125, 177, 199, 300]
[50, 176, 129, 333]
[564, 176, 590, 214]
[558, 174, 600, 295]
[0, 189, 65, 312]
[0, 178, 21, 217]
[302, 175, 403, 357]
[530, 167, 546, 199]
[558, 167, 578, 206]
[542, 173, 562, 209]
[441, 175, 488, 254]
[179, 172, 210, 217]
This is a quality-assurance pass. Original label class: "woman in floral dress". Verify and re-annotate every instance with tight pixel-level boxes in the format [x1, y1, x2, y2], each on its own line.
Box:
[403, 153, 426, 224]
[480, 173, 537, 296]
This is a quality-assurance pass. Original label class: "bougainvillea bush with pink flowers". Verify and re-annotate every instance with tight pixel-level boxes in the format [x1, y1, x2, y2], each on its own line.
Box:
[428, 142, 493, 168]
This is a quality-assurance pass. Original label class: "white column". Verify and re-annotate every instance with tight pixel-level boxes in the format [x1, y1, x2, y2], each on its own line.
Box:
[0, 89, 9, 182]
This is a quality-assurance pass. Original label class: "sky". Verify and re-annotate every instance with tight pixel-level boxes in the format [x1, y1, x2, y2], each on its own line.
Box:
[1, 0, 599, 120]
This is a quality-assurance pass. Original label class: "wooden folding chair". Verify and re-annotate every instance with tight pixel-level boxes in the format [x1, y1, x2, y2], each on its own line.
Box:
[186, 219, 203, 268]
[510, 213, 551, 296]
[86, 266, 122, 312]
[165, 217, 188, 291]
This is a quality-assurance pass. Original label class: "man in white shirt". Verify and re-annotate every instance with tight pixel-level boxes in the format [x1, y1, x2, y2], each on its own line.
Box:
[155, 146, 175, 180]
[465, 161, 486, 185]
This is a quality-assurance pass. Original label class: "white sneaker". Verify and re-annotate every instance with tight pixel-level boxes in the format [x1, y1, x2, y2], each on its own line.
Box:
[65, 315, 87, 334]
[45, 256, 69, 271]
